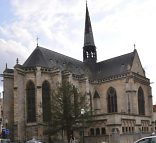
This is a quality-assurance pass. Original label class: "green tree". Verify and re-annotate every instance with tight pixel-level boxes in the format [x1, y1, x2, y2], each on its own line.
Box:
[46, 81, 90, 142]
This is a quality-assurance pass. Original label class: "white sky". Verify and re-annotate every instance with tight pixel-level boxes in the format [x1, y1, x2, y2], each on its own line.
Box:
[0, 0, 156, 103]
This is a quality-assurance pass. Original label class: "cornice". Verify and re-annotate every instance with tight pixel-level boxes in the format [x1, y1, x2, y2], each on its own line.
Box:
[132, 72, 150, 85]
[90, 72, 130, 84]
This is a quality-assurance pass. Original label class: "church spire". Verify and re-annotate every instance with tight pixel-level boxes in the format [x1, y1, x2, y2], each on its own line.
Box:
[84, 2, 95, 46]
[83, 2, 97, 63]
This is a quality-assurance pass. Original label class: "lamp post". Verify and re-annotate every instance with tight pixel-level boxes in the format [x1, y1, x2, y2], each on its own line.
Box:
[4, 119, 8, 139]
[81, 109, 85, 143]
[5, 119, 8, 128]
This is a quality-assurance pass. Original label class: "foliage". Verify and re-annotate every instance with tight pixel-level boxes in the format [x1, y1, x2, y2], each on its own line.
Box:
[45, 81, 90, 141]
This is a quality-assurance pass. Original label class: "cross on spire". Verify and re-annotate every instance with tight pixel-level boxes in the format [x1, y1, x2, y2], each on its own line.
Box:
[16, 58, 19, 64]
[6, 63, 7, 69]
[134, 44, 136, 50]
[36, 36, 39, 46]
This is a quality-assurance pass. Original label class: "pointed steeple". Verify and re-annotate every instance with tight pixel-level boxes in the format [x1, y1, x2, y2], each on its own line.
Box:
[84, 2, 95, 46]
[83, 2, 97, 63]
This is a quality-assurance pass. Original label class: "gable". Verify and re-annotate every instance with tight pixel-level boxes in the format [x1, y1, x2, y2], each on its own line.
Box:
[131, 49, 145, 77]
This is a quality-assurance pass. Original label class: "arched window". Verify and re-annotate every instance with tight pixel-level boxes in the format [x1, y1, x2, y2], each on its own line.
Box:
[112, 128, 119, 133]
[138, 87, 145, 115]
[93, 90, 100, 98]
[96, 128, 100, 136]
[107, 87, 117, 113]
[26, 80, 36, 123]
[90, 128, 94, 136]
[101, 127, 106, 135]
[42, 81, 51, 122]
[93, 90, 101, 110]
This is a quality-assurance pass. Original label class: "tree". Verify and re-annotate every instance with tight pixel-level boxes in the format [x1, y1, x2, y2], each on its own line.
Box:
[45, 80, 90, 142]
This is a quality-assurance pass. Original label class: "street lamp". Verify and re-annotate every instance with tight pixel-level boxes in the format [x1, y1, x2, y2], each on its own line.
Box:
[81, 109, 85, 143]
[81, 109, 85, 115]
[5, 119, 8, 128]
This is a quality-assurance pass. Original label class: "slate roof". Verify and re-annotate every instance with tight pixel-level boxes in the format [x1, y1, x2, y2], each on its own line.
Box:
[23, 46, 89, 76]
[93, 51, 135, 80]
[23, 46, 136, 80]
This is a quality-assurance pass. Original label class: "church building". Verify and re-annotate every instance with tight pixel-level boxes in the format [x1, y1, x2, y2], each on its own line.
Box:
[3, 3, 153, 143]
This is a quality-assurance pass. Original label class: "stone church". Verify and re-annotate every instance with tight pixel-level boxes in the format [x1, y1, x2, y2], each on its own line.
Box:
[3, 3, 153, 143]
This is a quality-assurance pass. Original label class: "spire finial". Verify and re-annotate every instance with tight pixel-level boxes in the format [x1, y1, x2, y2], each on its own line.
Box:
[6, 63, 7, 69]
[16, 58, 19, 64]
[36, 36, 39, 46]
[134, 44, 136, 50]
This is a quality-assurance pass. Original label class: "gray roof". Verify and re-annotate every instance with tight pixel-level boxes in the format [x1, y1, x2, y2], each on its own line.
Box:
[4, 68, 14, 73]
[93, 51, 135, 80]
[23, 46, 135, 80]
[23, 46, 89, 76]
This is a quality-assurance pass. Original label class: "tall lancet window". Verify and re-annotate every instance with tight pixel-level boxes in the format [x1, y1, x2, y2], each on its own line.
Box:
[42, 81, 51, 122]
[138, 87, 145, 115]
[107, 87, 118, 113]
[26, 80, 36, 123]
[93, 90, 100, 110]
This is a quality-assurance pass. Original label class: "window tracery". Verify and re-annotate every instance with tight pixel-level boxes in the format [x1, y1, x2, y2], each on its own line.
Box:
[42, 80, 51, 122]
[138, 87, 145, 115]
[26, 80, 36, 123]
[107, 87, 117, 113]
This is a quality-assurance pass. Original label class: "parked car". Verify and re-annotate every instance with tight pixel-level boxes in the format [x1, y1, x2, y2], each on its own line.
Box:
[25, 138, 43, 143]
[134, 135, 156, 143]
[0, 139, 11, 143]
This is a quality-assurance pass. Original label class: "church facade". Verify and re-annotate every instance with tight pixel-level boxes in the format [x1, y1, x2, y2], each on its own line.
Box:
[3, 3, 153, 143]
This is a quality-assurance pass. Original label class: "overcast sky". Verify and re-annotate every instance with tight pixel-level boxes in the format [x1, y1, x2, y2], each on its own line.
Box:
[0, 0, 156, 103]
